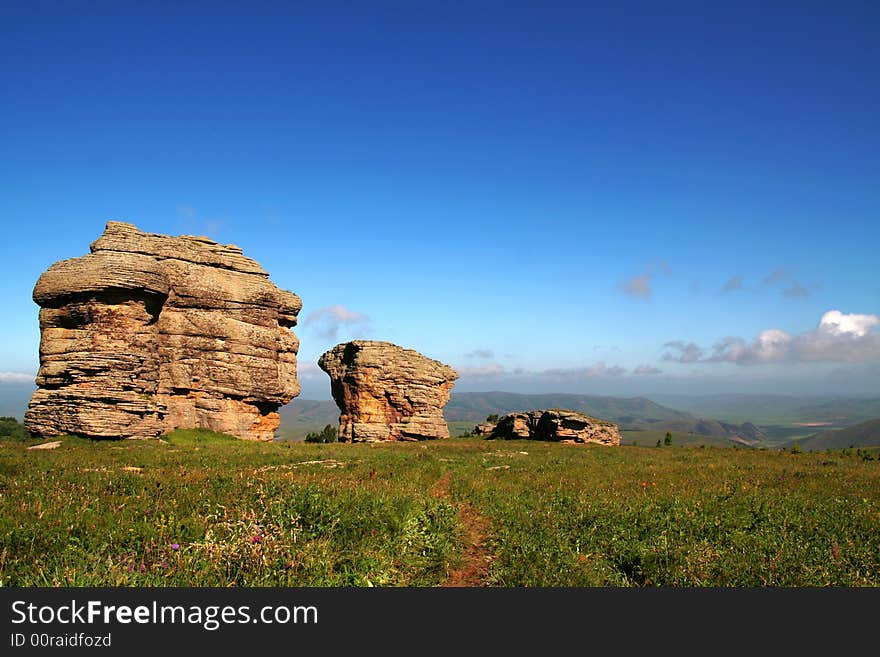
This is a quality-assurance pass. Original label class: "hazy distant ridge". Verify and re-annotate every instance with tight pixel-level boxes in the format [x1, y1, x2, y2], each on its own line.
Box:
[787, 418, 880, 451]
[443, 391, 691, 423]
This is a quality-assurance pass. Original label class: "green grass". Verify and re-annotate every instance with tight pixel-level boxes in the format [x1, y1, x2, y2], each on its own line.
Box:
[2, 432, 879, 586]
[621, 429, 733, 448]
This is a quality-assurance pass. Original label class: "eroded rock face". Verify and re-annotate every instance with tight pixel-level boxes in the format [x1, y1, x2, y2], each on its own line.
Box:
[489, 409, 620, 445]
[473, 422, 497, 436]
[24, 221, 301, 441]
[318, 340, 457, 442]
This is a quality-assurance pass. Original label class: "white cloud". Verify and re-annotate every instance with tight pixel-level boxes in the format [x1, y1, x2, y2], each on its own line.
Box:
[633, 365, 663, 376]
[466, 349, 495, 359]
[455, 363, 506, 377]
[303, 305, 370, 341]
[704, 310, 880, 364]
[817, 310, 878, 337]
[0, 372, 35, 383]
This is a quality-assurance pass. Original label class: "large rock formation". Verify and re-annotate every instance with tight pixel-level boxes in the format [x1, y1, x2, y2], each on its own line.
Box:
[24, 221, 301, 441]
[318, 340, 457, 442]
[488, 409, 620, 445]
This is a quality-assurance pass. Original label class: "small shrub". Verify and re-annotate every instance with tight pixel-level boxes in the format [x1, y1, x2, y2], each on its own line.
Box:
[305, 424, 338, 444]
[0, 417, 30, 441]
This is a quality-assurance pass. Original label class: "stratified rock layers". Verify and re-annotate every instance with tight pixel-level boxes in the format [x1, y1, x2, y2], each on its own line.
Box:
[24, 221, 301, 441]
[489, 409, 621, 445]
[318, 341, 458, 442]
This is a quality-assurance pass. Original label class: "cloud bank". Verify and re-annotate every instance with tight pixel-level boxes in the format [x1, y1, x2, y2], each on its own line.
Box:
[665, 310, 880, 365]
[0, 372, 34, 383]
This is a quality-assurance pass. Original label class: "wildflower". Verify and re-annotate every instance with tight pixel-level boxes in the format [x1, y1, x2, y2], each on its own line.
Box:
[161, 561, 168, 569]
[252, 535, 263, 544]
[170, 543, 180, 551]
[140, 564, 146, 573]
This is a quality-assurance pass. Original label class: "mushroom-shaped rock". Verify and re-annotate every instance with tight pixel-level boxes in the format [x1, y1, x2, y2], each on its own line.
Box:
[24, 221, 301, 441]
[318, 340, 458, 442]
[489, 409, 620, 445]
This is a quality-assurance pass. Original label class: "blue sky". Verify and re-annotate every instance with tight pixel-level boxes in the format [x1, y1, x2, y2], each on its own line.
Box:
[1, 1, 878, 400]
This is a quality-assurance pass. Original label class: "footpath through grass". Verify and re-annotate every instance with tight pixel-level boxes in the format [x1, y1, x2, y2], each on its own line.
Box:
[1, 430, 878, 586]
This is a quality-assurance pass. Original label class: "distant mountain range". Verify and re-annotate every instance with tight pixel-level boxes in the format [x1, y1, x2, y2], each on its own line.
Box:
[0, 382, 34, 419]
[277, 399, 339, 439]
[443, 391, 689, 423]
[277, 391, 766, 445]
[7, 380, 876, 449]
[649, 394, 880, 426]
[445, 392, 765, 446]
[786, 419, 880, 451]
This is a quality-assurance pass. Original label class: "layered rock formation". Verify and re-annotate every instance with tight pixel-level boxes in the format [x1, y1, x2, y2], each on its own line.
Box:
[488, 409, 620, 445]
[318, 341, 457, 442]
[24, 221, 301, 441]
[473, 422, 497, 436]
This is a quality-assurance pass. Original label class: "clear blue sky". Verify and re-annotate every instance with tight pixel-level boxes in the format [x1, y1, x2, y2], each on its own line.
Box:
[1, 0, 878, 400]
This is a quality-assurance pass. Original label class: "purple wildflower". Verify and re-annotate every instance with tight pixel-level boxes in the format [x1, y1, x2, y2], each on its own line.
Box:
[170, 543, 180, 550]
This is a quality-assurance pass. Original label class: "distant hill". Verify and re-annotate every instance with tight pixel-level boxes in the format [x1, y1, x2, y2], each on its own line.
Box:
[787, 418, 880, 452]
[444, 391, 691, 423]
[278, 391, 767, 445]
[631, 418, 766, 446]
[443, 391, 764, 446]
[277, 392, 698, 441]
[650, 394, 880, 426]
[277, 399, 339, 440]
[0, 382, 35, 420]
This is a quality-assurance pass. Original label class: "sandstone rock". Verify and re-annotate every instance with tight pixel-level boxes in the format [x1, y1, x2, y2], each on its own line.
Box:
[473, 422, 497, 436]
[24, 221, 301, 441]
[488, 409, 620, 445]
[27, 440, 62, 450]
[318, 340, 458, 442]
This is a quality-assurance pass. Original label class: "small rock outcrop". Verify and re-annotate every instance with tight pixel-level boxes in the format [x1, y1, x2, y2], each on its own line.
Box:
[473, 422, 497, 436]
[318, 340, 458, 442]
[488, 409, 620, 445]
[25, 221, 301, 441]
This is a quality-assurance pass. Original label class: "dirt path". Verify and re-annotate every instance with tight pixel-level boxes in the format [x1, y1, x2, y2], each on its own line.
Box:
[431, 471, 492, 587]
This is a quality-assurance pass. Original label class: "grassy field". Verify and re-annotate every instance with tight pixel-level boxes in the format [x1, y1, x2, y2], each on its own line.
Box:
[1, 431, 879, 587]
[620, 429, 733, 448]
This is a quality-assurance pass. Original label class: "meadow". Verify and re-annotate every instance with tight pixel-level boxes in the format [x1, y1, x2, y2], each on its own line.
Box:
[1, 431, 878, 587]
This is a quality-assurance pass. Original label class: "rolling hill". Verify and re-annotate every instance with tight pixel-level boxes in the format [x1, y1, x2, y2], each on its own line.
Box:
[650, 394, 880, 426]
[277, 399, 339, 440]
[444, 391, 691, 423]
[278, 392, 765, 445]
[786, 418, 880, 452]
[443, 392, 765, 444]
